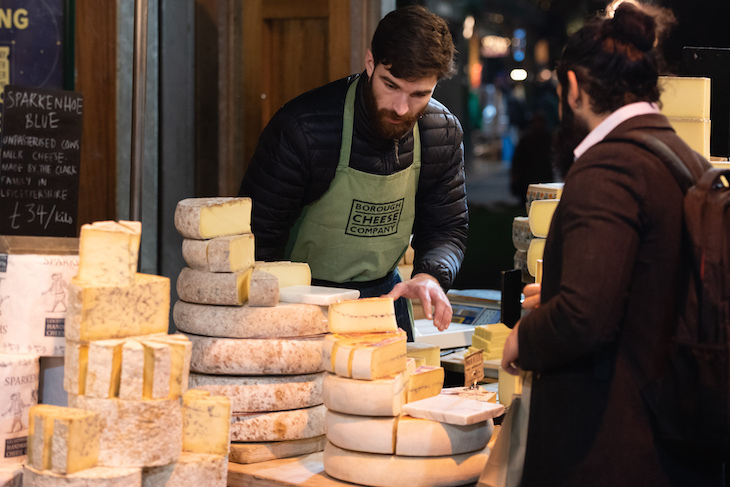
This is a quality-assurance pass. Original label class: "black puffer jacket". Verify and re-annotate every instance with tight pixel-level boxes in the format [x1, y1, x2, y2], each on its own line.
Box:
[239, 73, 468, 289]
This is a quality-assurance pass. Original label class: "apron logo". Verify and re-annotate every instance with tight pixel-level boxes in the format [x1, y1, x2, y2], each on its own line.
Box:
[346, 199, 404, 237]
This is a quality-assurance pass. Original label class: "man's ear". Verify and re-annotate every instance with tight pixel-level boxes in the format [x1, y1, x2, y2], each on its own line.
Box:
[365, 50, 375, 78]
[567, 70, 581, 110]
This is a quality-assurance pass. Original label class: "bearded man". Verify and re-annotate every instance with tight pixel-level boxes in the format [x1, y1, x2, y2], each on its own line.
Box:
[239, 6, 467, 339]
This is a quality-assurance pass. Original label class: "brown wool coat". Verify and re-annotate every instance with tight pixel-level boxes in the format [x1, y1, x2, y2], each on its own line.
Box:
[517, 114, 724, 486]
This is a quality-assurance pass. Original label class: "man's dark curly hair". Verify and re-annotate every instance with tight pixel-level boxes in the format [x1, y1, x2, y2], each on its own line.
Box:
[370, 5, 456, 82]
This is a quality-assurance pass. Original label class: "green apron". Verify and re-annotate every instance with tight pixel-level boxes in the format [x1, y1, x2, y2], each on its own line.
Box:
[286, 77, 421, 284]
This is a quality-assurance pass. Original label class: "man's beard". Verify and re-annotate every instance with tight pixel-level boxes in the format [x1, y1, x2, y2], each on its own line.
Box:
[363, 74, 423, 140]
[551, 92, 591, 179]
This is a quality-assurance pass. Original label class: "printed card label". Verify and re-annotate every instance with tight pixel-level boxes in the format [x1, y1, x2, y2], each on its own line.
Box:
[346, 199, 404, 238]
[4, 437, 27, 458]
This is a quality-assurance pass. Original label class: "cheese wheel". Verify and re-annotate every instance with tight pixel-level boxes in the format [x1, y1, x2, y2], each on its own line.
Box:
[173, 301, 327, 338]
[322, 331, 407, 380]
[23, 465, 142, 487]
[174, 197, 252, 239]
[511, 216, 533, 251]
[67, 394, 181, 468]
[181, 234, 255, 273]
[183, 332, 325, 375]
[528, 199, 559, 239]
[176, 267, 249, 306]
[142, 452, 227, 487]
[228, 436, 326, 465]
[230, 405, 326, 442]
[325, 410, 492, 456]
[323, 442, 490, 487]
[322, 372, 406, 417]
[188, 372, 323, 412]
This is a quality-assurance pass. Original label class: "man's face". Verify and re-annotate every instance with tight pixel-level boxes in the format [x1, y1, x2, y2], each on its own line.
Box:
[364, 51, 437, 140]
[552, 80, 591, 179]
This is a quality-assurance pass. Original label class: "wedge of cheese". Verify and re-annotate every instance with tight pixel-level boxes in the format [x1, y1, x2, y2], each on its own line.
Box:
[228, 436, 327, 465]
[119, 340, 145, 400]
[188, 372, 323, 413]
[65, 273, 169, 342]
[28, 405, 100, 474]
[527, 238, 546, 278]
[659, 76, 711, 118]
[76, 220, 141, 287]
[406, 366, 444, 403]
[181, 234, 255, 273]
[230, 405, 325, 442]
[528, 199, 559, 238]
[183, 333, 325, 375]
[668, 117, 711, 159]
[253, 261, 311, 288]
[182, 390, 231, 456]
[141, 340, 172, 400]
[68, 394, 182, 467]
[23, 465, 142, 486]
[176, 268, 278, 307]
[141, 452, 227, 487]
[322, 371, 408, 416]
[498, 368, 523, 407]
[174, 197, 252, 240]
[406, 342, 440, 367]
[526, 182, 563, 213]
[144, 334, 192, 398]
[323, 442, 490, 487]
[328, 297, 397, 334]
[85, 339, 124, 399]
[325, 410, 491, 456]
[63, 341, 89, 395]
[322, 330, 407, 380]
[173, 301, 327, 338]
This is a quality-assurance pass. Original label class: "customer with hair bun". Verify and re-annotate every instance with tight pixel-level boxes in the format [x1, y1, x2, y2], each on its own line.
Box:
[501, 3, 724, 486]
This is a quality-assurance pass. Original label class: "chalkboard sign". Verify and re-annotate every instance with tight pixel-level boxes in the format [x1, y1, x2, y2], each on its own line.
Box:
[0, 84, 83, 237]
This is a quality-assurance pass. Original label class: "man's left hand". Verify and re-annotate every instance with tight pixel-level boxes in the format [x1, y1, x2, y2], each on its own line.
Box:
[384, 273, 452, 331]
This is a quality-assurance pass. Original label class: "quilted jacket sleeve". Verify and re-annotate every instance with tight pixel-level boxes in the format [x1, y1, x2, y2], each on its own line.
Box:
[410, 107, 469, 290]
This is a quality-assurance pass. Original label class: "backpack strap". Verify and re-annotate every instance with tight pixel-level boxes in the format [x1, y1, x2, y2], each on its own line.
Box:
[603, 131, 697, 194]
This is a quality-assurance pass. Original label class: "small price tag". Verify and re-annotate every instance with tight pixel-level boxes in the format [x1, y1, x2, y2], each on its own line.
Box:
[464, 349, 484, 388]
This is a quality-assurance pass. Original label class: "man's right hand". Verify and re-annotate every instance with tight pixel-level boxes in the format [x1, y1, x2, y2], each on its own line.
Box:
[522, 283, 541, 310]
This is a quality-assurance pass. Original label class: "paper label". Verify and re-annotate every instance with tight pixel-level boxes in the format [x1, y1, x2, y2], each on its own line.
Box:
[464, 349, 484, 387]
[0, 253, 78, 356]
[0, 354, 39, 465]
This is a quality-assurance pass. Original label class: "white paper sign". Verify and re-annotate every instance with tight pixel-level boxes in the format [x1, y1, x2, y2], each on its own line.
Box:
[0, 353, 39, 465]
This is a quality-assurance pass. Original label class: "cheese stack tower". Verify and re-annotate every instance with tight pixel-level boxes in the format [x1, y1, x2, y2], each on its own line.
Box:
[468, 322, 511, 361]
[512, 182, 563, 283]
[659, 76, 711, 160]
[173, 197, 330, 464]
[321, 297, 491, 487]
[48, 219, 231, 487]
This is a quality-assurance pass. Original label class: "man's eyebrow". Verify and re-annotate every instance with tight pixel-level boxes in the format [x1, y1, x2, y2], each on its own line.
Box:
[379, 73, 434, 96]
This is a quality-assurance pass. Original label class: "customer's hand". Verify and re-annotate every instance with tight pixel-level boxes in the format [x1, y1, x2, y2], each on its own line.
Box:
[501, 321, 521, 375]
[522, 283, 541, 310]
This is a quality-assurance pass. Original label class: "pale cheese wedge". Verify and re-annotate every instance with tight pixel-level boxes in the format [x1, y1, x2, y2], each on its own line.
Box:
[322, 371, 408, 416]
[668, 117, 711, 159]
[76, 220, 141, 287]
[174, 197, 252, 239]
[406, 342, 440, 367]
[527, 238, 546, 277]
[406, 365, 444, 403]
[328, 297, 398, 334]
[85, 339, 124, 399]
[253, 261, 311, 288]
[528, 199, 559, 238]
[182, 390, 231, 456]
[322, 330, 407, 380]
[659, 76, 711, 118]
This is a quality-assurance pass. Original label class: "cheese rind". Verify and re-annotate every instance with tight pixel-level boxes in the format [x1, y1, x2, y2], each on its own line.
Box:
[140, 340, 172, 399]
[184, 333, 325, 375]
[395, 416, 491, 456]
[325, 410, 397, 454]
[119, 340, 145, 400]
[322, 331, 407, 380]
[322, 372, 407, 416]
[230, 405, 325, 442]
[323, 442, 490, 487]
[144, 334, 192, 397]
[253, 261, 311, 288]
[28, 405, 100, 475]
[182, 390, 231, 456]
[76, 221, 141, 287]
[188, 372, 323, 412]
[85, 339, 124, 399]
[174, 197, 252, 239]
[528, 199, 559, 238]
[228, 436, 326, 465]
[512, 216, 533, 251]
[176, 267, 251, 306]
[23, 465, 142, 487]
[65, 273, 169, 342]
[181, 234, 255, 273]
[67, 394, 181, 467]
[141, 452, 227, 487]
[63, 341, 88, 395]
[328, 297, 398, 333]
[173, 301, 327, 338]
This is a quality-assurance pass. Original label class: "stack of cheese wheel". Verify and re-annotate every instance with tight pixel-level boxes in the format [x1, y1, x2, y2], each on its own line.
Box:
[468, 323, 511, 361]
[173, 197, 331, 465]
[321, 297, 492, 487]
[31, 219, 232, 487]
[512, 183, 563, 283]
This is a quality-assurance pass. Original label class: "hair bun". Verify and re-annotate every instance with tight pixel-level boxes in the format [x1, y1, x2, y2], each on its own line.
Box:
[606, 2, 656, 52]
